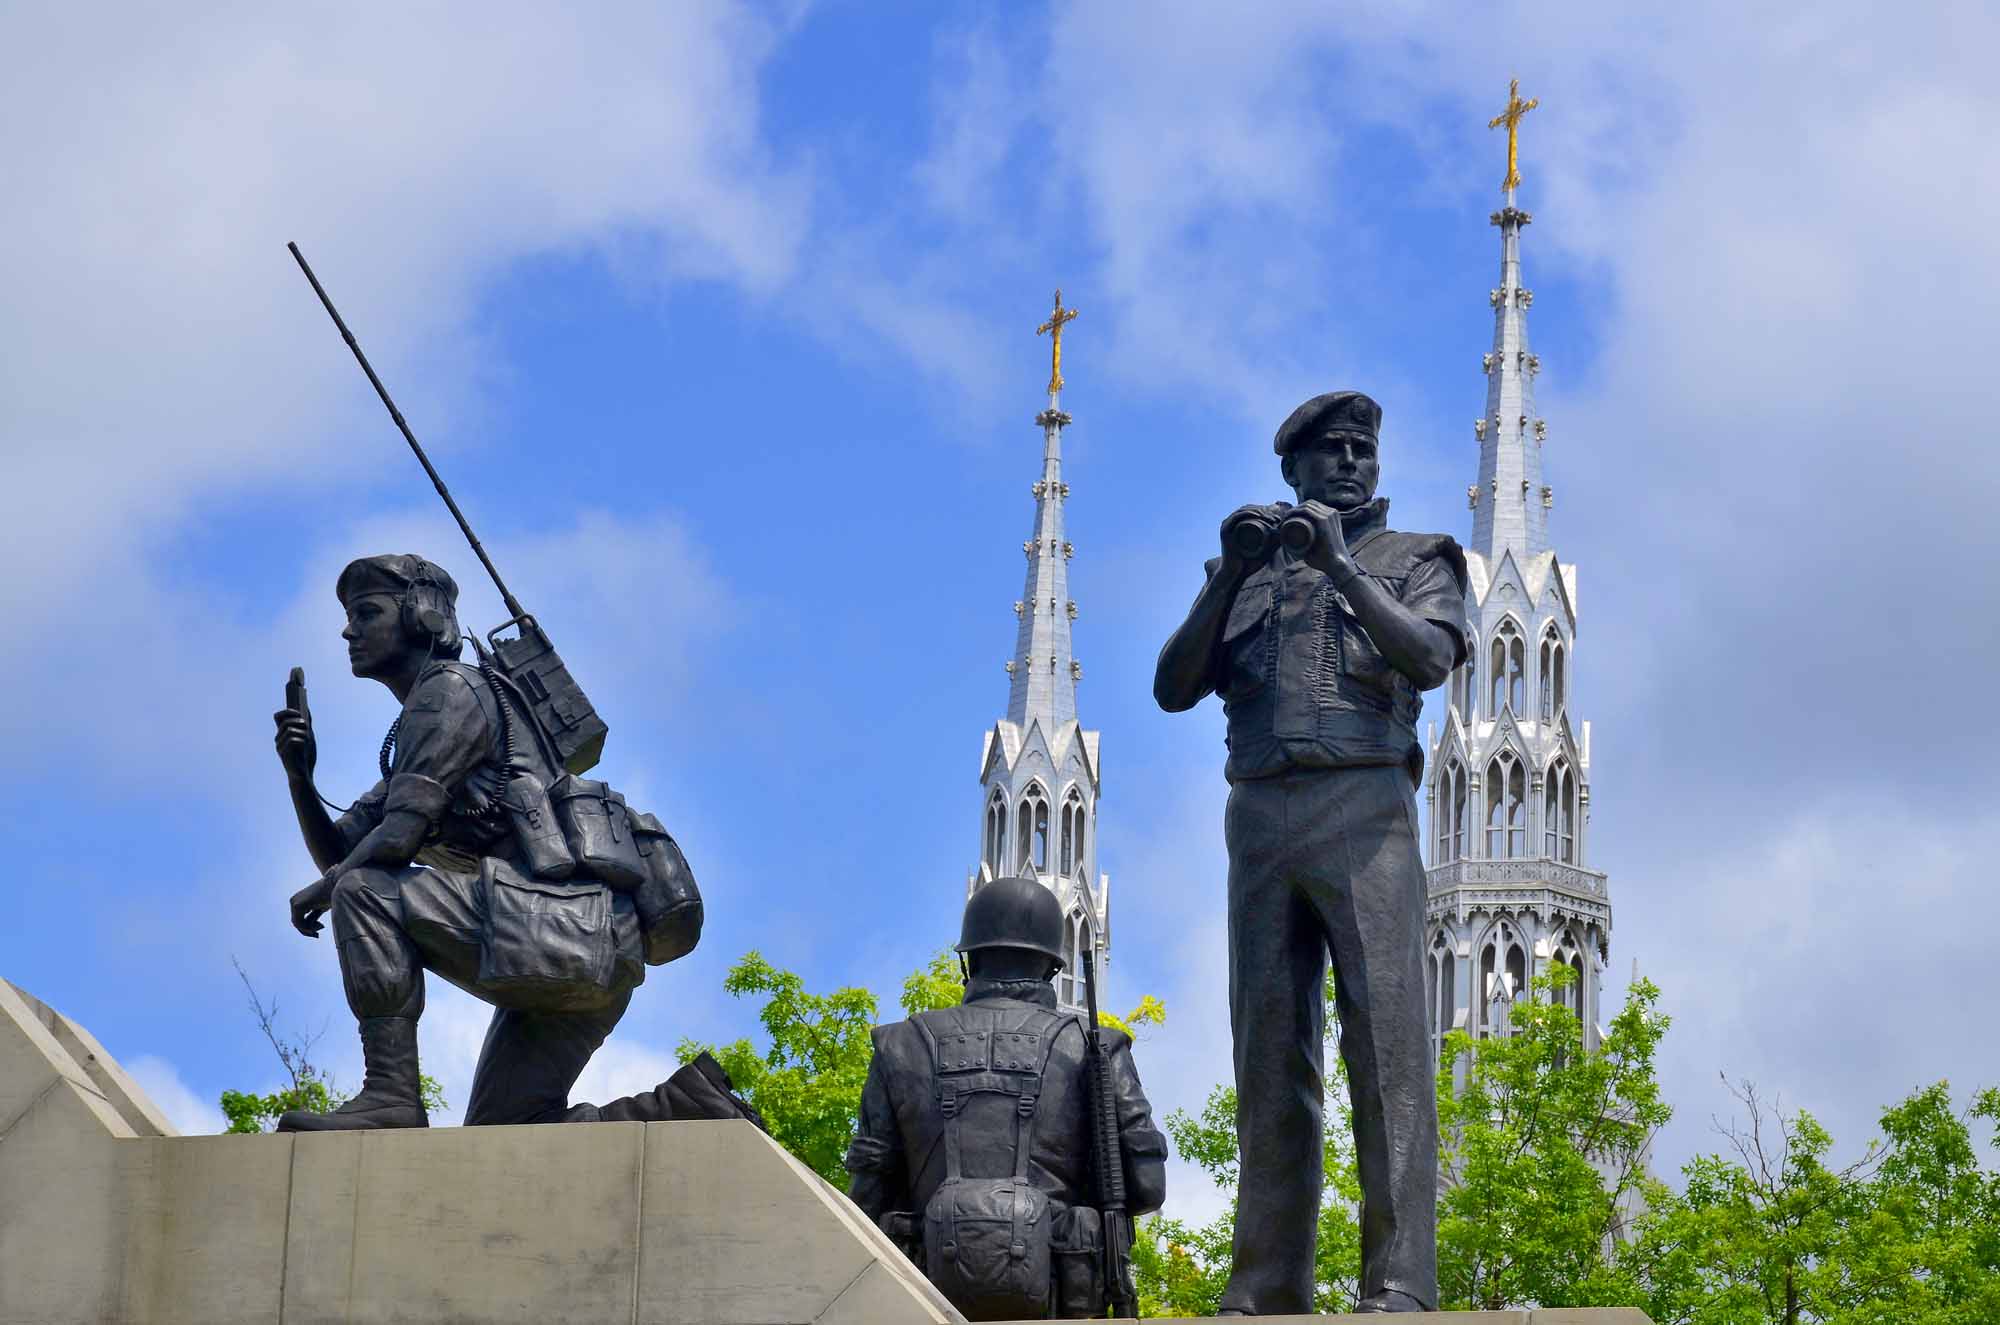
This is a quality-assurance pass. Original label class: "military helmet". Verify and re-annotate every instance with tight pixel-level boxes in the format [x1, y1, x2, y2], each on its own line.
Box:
[956, 876, 1066, 968]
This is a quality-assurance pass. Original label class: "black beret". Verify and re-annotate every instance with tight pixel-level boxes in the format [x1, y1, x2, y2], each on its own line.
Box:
[1273, 390, 1383, 456]
[336, 554, 459, 608]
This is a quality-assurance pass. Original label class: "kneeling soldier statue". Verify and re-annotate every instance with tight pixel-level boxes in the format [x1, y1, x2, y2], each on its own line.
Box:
[1155, 391, 1470, 1314]
[272, 554, 751, 1131]
[845, 877, 1168, 1321]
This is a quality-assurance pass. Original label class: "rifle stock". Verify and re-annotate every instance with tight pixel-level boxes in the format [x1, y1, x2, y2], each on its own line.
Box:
[1081, 950, 1138, 1318]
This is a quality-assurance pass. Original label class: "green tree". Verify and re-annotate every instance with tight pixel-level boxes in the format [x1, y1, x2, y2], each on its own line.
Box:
[1620, 1078, 2000, 1325]
[1436, 966, 1671, 1310]
[219, 960, 447, 1132]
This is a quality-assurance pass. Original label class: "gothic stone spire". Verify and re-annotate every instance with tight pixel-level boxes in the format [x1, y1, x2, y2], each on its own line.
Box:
[1426, 88, 1612, 1063]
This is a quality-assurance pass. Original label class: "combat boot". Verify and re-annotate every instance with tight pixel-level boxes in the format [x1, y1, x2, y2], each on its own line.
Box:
[277, 1016, 428, 1131]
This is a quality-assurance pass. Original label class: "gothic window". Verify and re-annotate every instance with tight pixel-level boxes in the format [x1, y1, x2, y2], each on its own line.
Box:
[1539, 627, 1566, 720]
[1018, 785, 1050, 874]
[1059, 789, 1087, 878]
[1477, 922, 1518, 1038]
[1505, 944, 1526, 1006]
[1435, 760, 1469, 864]
[1432, 932, 1455, 1041]
[984, 791, 1008, 875]
[1488, 620, 1525, 715]
[1057, 911, 1092, 1008]
[1452, 660, 1475, 720]
[1485, 751, 1527, 858]
[1543, 761, 1576, 863]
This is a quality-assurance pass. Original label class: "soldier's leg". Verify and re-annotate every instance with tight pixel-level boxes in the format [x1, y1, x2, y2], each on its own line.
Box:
[461, 994, 632, 1126]
[1219, 775, 1330, 1317]
[1311, 766, 1438, 1311]
[279, 865, 479, 1131]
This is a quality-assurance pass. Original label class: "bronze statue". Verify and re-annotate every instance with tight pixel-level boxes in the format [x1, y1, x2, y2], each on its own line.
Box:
[1155, 391, 1469, 1314]
[273, 555, 741, 1129]
[271, 247, 752, 1132]
[844, 877, 1168, 1320]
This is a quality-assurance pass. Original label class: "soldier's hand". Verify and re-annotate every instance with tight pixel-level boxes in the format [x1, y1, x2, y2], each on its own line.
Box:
[1285, 500, 1357, 581]
[1218, 503, 1285, 574]
[274, 707, 317, 782]
[290, 872, 337, 938]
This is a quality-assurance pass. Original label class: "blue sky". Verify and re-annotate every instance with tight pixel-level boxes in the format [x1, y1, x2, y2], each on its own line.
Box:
[4, 1, 1997, 1225]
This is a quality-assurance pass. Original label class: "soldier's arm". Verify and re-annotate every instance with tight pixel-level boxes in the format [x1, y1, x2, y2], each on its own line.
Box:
[327, 669, 494, 875]
[286, 780, 348, 874]
[843, 1045, 908, 1223]
[1157, 505, 1286, 712]
[1108, 1034, 1170, 1217]
[1340, 547, 1469, 692]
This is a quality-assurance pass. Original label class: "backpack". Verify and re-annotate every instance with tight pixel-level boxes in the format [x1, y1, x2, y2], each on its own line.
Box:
[918, 1013, 1064, 1321]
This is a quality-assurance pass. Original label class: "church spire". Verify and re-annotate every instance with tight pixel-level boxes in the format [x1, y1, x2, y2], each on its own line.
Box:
[1470, 80, 1551, 564]
[969, 290, 1108, 1014]
[1426, 84, 1612, 1064]
[1006, 291, 1081, 729]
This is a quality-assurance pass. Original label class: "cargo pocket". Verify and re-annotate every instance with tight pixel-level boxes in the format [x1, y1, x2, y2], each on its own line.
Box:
[478, 860, 615, 1009]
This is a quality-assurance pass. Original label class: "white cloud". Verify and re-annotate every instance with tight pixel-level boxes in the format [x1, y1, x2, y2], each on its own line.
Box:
[124, 1053, 226, 1136]
[0, 1, 807, 664]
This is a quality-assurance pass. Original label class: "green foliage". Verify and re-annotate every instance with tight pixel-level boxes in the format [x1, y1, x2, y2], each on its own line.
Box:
[1131, 974, 1364, 1316]
[1436, 966, 1671, 1311]
[899, 948, 965, 1017]
[678, 950, 882, 1187]
[1099, 993, 1168, 1040]
[1618, 1078, 2000, 1325]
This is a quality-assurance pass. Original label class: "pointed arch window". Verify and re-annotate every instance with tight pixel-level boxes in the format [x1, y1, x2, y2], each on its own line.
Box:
[984, 791, 1009, 875]
[1018, 786, 1050, 874]
[1435, 760, 1469, 864]
[1542, 760, 1576, 863]
[1058, 911, 1090, 1008]
[1488, 620, 1525, 715]
[1431, 931, 1455, 1048]
[1539, 627, 1566, 720]
[1485, 750, 1527, 859]
[1453, 660, 1475, 721]
[1059, 789, 1088, 878]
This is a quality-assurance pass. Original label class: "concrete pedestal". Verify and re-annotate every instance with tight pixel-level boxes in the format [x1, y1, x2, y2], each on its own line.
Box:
[0, 979, 957, 1324]
[1, 980, 1651, 1324]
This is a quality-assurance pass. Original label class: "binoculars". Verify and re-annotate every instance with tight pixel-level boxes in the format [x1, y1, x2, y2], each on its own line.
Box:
[1228, 510, 1321, 561]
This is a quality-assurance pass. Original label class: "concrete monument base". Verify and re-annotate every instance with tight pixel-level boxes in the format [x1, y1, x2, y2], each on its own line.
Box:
[0, 979, 957, 1324]
[1, 980, 1651, 1324]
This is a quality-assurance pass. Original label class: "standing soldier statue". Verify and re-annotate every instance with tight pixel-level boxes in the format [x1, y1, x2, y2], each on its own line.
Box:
[1154, 391, 1469, 1314]
[844, 877, 1168, 1320]
[271, 554, 750, 1130]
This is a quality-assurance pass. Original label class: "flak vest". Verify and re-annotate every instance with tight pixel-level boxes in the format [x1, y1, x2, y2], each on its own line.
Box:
[1211, 511, 1464, 786]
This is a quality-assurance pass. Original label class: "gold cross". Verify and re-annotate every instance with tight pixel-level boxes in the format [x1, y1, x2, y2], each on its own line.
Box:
[1487, 78, 1539, 196]
[1036, 289, 1079, 395]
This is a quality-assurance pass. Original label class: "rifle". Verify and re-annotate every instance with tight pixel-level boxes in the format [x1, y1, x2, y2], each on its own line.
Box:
[287, 242, 608, 775]
[1081, 949, 1138, 1318]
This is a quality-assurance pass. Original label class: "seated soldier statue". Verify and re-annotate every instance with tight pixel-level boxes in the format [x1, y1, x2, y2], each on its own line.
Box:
[272, 553, 752, 1131]
[844, 877, 1168, 1320]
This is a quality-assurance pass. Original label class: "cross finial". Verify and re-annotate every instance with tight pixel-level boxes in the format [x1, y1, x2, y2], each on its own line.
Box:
[1487, 78, 1539, 198]
[1036, 289, 1079, 396]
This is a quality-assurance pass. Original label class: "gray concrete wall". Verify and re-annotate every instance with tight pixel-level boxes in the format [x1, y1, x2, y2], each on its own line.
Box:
[0, 981, 958, 1325]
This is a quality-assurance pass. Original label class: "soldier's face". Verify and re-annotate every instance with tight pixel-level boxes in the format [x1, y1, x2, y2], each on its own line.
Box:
[1286, 432, 1379, 510]
[342, 592, 414, 679]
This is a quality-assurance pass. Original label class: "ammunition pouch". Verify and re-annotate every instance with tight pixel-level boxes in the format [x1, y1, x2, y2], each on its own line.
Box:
[500, 769, 576, 879]
[550, 775, 647, 890]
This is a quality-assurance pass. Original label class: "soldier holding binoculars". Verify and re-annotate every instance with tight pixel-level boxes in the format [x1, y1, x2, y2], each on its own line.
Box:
[1155, 390, 1468, 1315]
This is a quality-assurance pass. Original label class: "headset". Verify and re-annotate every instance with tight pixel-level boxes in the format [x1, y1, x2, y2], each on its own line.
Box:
[399, 555, 464, 659]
